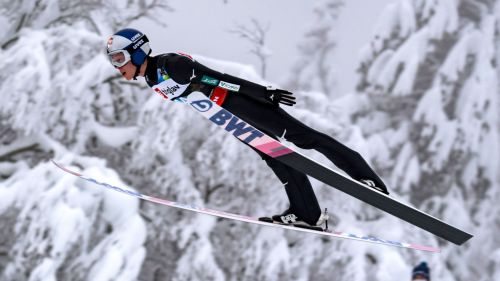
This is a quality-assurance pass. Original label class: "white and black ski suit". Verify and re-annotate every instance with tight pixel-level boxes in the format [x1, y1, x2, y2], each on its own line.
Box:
[144, 53, 387, 225]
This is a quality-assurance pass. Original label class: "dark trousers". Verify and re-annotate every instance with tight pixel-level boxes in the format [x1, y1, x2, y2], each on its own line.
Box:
[223, 94, 386, 225]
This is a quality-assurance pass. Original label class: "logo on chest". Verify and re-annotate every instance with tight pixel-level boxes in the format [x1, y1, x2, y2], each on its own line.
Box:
[153, 74, 189, 100]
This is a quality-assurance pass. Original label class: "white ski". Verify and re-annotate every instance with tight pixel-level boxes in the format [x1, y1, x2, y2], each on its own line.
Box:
[52, 160, 440, 253]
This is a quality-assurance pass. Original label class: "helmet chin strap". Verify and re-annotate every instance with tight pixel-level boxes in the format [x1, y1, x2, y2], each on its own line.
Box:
[132, 55, 151, 80]
[133, 64, 141, 80]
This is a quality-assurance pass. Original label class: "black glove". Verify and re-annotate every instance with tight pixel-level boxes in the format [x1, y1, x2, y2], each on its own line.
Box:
[266, 87, 296, 107]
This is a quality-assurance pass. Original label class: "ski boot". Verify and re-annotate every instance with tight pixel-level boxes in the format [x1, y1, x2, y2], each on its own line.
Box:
[259, 208, 329, 232]
[359, 179, 389, 195]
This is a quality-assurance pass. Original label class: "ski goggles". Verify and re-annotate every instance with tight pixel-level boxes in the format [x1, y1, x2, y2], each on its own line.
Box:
[107, 34, 149, 68]
[107, 50, 131, 68]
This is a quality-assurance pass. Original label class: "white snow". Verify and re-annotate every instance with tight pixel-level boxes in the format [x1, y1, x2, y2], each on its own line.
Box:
[0, 158, 147, 281]
[1, 0, 499, 281]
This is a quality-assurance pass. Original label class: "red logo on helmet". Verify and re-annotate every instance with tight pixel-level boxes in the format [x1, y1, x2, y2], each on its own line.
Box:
[107, 37, 113, 49]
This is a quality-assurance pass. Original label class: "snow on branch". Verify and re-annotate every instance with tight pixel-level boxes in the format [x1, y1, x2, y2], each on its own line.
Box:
[230, 18, 272, 78]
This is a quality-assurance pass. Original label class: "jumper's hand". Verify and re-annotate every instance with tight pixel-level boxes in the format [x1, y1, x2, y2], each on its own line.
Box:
[266, 87, 296, 107]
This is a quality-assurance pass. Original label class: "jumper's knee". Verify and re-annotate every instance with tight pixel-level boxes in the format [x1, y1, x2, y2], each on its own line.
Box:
[290, 138, 318, 150]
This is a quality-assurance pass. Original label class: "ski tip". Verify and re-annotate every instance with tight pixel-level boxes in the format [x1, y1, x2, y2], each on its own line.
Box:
[50, 160, 83, 177]
[50, 159, 62, 169]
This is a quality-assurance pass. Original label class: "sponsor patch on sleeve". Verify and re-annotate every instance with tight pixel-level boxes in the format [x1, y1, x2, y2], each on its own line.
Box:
[201, 75, 220, 86]
[218, 81, 240, 92]
[209, 87, 228, 106]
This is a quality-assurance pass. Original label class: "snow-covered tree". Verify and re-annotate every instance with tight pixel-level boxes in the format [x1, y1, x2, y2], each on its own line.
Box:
[0, 0, 172, 150]
[285, 0, 344, 96]
[4, 1, 499, 280]
[0, 1, 171, 280]
[354, 0, 500, 279]
[230, 19, 272, 79]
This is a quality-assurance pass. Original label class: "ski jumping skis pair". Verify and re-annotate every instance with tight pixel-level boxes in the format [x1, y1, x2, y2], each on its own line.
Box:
[52, 89, 472, 251]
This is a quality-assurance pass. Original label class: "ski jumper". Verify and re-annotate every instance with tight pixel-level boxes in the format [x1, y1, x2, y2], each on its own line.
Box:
[144, 53, 387, 225]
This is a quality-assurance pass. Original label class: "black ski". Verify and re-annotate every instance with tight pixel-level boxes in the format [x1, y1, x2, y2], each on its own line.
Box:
[276, 152, 472, 245]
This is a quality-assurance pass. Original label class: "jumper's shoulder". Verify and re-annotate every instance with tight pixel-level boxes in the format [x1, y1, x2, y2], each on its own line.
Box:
[152, 53, 195, 84]
[155, 52, 195, 68]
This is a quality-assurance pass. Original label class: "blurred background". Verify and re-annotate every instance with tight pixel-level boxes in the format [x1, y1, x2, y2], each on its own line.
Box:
[0, 0, 499, 280]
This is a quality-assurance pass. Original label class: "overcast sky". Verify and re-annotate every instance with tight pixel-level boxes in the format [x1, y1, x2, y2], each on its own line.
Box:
[134, 0, 394, 95]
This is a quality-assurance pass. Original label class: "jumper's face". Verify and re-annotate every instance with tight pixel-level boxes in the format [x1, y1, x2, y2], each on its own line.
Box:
[107, 49, 135, 80]
[116, 61, 135, 80]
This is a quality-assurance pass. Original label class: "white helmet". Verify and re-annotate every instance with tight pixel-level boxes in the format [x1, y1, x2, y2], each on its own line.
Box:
[106, 28, 151, 68]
